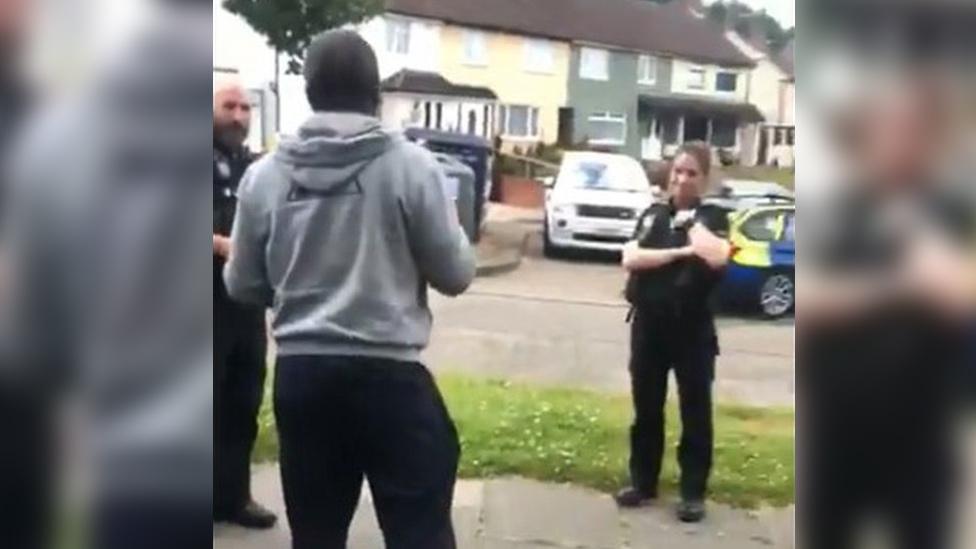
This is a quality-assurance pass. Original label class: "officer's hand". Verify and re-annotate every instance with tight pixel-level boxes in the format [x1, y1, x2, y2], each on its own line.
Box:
[213, 234, 231, 259]
[622, 240, 643, 265]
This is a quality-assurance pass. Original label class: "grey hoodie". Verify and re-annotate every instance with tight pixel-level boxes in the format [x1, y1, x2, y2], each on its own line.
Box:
[224, 113, 476, 362]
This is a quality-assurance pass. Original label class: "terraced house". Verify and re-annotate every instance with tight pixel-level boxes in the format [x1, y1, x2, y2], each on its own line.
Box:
[360, 0, 573, 147]
[562, 0, 759, 162]
[360, 0, 762, 163]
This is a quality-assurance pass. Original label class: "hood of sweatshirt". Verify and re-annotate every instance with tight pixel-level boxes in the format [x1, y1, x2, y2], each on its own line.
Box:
[275, 112, 395, 192]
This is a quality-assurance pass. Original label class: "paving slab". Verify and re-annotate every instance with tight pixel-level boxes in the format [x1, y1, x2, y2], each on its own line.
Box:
[214, 466, 484, 549]
[482, 478, 621, 549]
[623, 502, 774, 548]
[215, 467, 795, 549]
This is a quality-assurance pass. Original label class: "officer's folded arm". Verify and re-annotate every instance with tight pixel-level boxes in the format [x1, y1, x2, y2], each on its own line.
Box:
[689, 224, 731, 270]
[621, 241, 694, 272]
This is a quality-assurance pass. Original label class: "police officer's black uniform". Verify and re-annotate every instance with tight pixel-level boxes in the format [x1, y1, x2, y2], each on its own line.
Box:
[623, 199, 729, 502]
[0, 73, 55, 549]
[213, 140, 268, 520]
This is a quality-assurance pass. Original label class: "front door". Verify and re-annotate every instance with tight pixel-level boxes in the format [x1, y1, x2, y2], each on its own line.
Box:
[684, 115, 709, 142]
[558, 107, 575, 147]
[758, 126, 769, 165]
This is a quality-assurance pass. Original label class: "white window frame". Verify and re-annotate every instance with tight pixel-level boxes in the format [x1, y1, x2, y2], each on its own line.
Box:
[523, 39, 554, 74]
[498, 104, 541, 140]
[686, 66, 707, 91]
[715, 71, 739, 93]
[386, 18, 411, 55]
[637, 55, 657, 85]
[462, 30, 488, 66]
[587, 112, 627, 146]
[579, 47, 609, 81]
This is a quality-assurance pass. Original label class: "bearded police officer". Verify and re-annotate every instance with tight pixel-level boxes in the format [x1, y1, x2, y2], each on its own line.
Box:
[212, 81, 276, 529]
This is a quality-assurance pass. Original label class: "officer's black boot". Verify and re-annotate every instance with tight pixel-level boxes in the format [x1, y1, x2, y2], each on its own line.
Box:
[614, 487, 657, 508]
[677, 499, 706, 523]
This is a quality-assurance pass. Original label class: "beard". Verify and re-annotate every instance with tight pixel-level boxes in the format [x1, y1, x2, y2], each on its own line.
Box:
[214, 122, 248, 151]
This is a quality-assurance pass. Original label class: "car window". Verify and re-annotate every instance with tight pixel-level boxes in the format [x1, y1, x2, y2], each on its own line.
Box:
[740, 210, 782, 242]
[559, 157, 649, 192]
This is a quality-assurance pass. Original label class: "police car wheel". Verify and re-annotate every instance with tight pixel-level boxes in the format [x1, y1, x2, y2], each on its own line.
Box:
[760, 272, 794, 319]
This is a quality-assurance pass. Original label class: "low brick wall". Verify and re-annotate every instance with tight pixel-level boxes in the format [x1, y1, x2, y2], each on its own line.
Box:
[496, 175, 545, 209]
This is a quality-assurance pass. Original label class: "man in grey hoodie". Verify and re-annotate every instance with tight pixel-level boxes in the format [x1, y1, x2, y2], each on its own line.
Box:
[224, 30, 476, 549]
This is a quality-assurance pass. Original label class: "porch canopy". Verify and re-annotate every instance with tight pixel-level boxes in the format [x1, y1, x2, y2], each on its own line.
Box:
[638, 92, 764, 123]
[382, 69, 498, 100]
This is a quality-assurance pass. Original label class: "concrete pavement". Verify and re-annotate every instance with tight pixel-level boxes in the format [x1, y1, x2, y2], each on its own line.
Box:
[474, 204, 542, 276]
[214, 466, 794, 548]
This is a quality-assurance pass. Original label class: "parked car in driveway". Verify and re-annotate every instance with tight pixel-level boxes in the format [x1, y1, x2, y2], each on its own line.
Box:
[544, 152, 655, 256]
[719, 204, 796, 318]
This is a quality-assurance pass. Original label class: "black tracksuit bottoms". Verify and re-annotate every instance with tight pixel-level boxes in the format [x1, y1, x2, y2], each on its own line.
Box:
[274, 355, 459, 549]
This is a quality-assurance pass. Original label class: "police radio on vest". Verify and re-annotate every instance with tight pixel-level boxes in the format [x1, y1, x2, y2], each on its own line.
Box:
[672, 209, 697, 231]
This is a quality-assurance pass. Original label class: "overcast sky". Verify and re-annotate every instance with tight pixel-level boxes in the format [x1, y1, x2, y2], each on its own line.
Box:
[706, 0, 795, 28]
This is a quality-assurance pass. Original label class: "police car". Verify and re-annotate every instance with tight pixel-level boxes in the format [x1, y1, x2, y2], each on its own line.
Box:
[719, 203, 796, 318]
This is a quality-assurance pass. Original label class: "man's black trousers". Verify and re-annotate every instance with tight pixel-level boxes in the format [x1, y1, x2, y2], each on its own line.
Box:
[213, 289, 267, 518]
[274, 355, 459, 549]
[627, 308, 716, 500]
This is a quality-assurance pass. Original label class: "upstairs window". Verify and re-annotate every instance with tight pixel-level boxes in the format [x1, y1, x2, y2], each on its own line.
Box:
[386, 19, 411, 54]
[686, 66, 706, 90]
[638, 55, 658, 85]
[580, 47, 609, 81]
[716, 71, 738, 92]
[463, 30, 488, 65]
[524, 39, 555, 73]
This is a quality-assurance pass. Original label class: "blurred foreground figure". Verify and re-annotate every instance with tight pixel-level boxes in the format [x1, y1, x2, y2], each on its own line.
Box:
[212, 81, 276, 530]
[799, 2, 976, 548]
[2, 2, 213, 548]
[0, 2, 52, 548]
[224, 30, 476, 548]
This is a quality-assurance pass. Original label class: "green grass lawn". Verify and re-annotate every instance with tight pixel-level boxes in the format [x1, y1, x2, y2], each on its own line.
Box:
[253, 373, 794, 509]
[719, 165, 795, 190]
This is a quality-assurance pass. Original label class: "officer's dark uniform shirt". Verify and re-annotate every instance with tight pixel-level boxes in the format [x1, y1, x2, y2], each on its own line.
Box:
[625, 199, 730, 355]
[213, 140, 254, 302]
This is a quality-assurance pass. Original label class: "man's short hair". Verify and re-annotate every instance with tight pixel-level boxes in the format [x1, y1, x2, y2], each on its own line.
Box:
[303, 30, 380, 115]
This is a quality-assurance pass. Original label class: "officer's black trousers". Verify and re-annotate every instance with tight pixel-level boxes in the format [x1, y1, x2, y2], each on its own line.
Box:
[213, 291, 267, 518]
[274, 355, 459, 549]
[627, 309, 715, 500]
[0, 386, 53, 549]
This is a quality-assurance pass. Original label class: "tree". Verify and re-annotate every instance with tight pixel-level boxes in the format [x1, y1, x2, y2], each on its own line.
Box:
[706, 1, 793, 53]
[223, 0, 384, 74]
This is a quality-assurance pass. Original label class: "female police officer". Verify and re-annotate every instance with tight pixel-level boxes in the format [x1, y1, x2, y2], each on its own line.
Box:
[614, 142, 731, 523]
